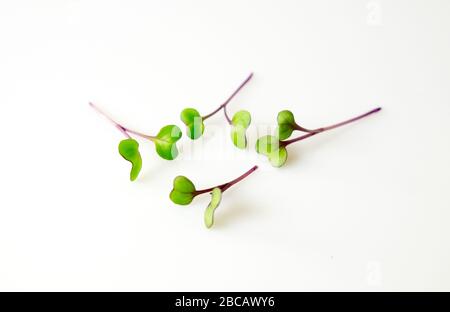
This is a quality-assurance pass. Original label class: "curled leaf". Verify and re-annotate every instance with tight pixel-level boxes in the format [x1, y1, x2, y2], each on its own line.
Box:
[170, 176, 196, 205]
[269, 146, 288, 167]
[204, 188, 222, 229]
[154, 125, 182, 160]
[255, 135, 288, 167]
[276, 110, 297, 140]
[230, 110, 251, 149]
[231, 126, 247, 149]
[180, 108, 205, 140]
[118, 138, 142, 181]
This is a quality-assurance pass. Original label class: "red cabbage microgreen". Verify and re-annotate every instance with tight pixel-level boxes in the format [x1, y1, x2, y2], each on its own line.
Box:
[90, 102, 182, 181]
[170, 165, 258, 228]
[180, 73, 253, 149]
[257, 107, 382, 167]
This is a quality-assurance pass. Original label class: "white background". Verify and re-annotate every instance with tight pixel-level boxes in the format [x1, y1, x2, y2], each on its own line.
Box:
[0, 0, 449, 291]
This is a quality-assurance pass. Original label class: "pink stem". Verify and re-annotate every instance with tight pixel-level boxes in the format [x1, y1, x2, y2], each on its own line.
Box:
[282, 107, 382, 146]
[294, 124, 318, 133]
[202, 72, 253, 123]
[89, 102, 156, 141]
[223, 105, 232, 124]
[194, 165, 258, 195]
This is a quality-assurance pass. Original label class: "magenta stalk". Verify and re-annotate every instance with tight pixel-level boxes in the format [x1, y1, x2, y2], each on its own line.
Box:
[194, 165, 258, 195]
[282, 107, 382, 146]
[202, 72, 254, 123]
[89, 102, 156, 141]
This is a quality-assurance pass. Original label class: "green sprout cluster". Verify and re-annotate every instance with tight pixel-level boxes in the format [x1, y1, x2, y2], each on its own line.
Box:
[90, 73, 381, 228]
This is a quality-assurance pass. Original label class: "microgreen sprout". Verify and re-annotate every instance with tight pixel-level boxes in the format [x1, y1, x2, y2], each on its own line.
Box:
[257, 107, 382, 167]
[170, 165, 258, 228]
[180, 73, 253, 148]
[90, 102, 182, 181]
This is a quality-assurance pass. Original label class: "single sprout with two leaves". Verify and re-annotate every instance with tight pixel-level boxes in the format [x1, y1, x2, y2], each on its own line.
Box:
[276, 110, 319, 140]
[90, 102, 182, 181]
[170, 165, 258, 228]
[256, 107, 382, 167]
[180, 73, 253, 149]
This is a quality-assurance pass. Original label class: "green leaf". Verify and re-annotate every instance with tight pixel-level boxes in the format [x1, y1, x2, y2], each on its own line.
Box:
[118, 138, 142, 181]
[154, 125, 182, 160]
[232, 110, 251, 128]
[269, 146, 288, 167]
[276, 110, 296, 140]
[180, 108, 204, 140]
[231, 126, 247, 149]
[255, 135, 279, 156]
[204, 188, 222, 229]
[170, 176, 196, 205]
[255, 135, 288, 167]
[230, 110, 251, 149]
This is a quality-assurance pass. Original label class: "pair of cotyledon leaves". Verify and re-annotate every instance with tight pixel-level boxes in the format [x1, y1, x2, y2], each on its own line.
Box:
[256, 110, 302, 168]
[169, 176, 221, 229]
[119, 125, 182, 181]
[180, 108, 251, 149]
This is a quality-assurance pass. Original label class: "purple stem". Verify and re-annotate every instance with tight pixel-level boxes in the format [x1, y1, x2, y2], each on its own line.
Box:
[89, 102, 156, 141]
[282, 107, 382, 146]
[294, 124, 318, 133]
[223, 105, 232, 124]
[202, 72, 254, 124]
[194, 165, 258, 196]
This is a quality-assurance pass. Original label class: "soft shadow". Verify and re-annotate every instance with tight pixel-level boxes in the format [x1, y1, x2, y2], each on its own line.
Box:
[285, 145, 302, 165]
[136, 168, 156, 183]
[284, 128, 350, 167]
[137, 162, 171, 183]
[213, 200, 258, 229]
[303, 127, 351, 150]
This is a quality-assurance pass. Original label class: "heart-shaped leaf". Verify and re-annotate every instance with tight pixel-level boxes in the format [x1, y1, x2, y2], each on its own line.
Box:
[180, 108, 204, 140]
[170, 176, 197, 205]
[256, 135, 288, 167]
[118, 138, 142, 181]
[204, 188, 222, 229]
[276, 110, 297, 140]
[230, 110, 251, 149]
[154, 125, 182, 160]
